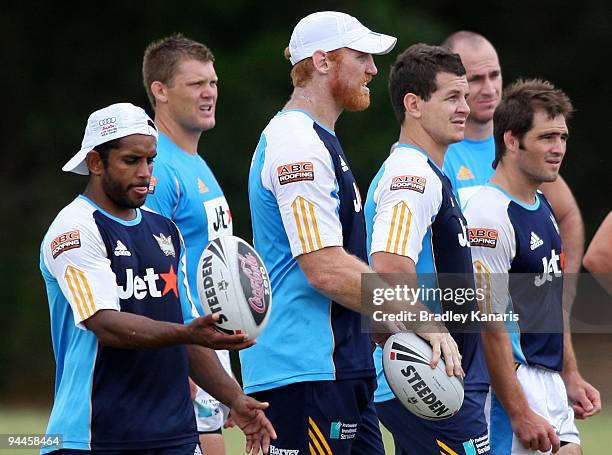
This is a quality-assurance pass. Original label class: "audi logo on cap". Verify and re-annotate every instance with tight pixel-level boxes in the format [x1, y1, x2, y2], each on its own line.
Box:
[99, 117, 116, 126]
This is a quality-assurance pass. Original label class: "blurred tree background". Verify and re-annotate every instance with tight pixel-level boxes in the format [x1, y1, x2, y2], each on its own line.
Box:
[1, 0, 609, 405]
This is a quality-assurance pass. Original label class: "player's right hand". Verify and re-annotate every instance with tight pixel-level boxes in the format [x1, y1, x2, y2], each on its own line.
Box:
[416, 324, 463, 377]
[187, 314, 256, 350]
[512, 409, 560, 453]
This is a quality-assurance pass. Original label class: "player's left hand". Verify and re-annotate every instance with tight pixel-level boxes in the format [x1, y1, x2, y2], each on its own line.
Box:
[228, 394, 277, 454]
[563, 370, 601, 419]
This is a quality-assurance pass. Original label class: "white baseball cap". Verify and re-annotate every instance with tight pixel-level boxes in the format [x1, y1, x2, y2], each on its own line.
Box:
[63, 102, 158, 175]
[288, 11, 397, 65]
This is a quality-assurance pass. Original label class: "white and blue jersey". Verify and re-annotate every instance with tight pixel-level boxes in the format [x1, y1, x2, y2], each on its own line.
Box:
[144, 131, 234, 431]
[40, 196, 198, 452]
[145, 132, 233, 316]
[242, 109, 374, 394]
[365, 145, 490, 454]
[365, 144, 489, 402]
[443, 136, 495, 208]
[465, 185, 564, 371]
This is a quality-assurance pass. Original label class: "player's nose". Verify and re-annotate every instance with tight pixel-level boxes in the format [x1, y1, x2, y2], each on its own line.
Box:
[366, 54, 378, 76]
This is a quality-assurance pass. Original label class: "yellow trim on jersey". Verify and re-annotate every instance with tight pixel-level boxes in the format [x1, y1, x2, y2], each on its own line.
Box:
[474, 260, 492, 313]
[292, 200, 308, 253]
[292, 196, 323, 254]
[308, 417, 332, 455]
[436, 439, 459, 455]
[475, 261, 483, 312]
[386, 201, 412, 255]
[386, 203, 399, 252]
[401, 211, 413, 256]
[65, 265, 96, 319]
[309, 202, 323, 249]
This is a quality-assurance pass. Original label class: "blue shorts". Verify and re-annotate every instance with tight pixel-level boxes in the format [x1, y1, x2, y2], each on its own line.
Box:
[251, 378, 385, 454]
[376, 390, 490, 455]
[49, 443, 201, 455]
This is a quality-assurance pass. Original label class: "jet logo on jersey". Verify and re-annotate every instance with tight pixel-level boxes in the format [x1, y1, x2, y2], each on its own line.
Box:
[353, 182, 362, 213]
[457, 218, 469, 248]
[204, 197, 233, 241]
[114, 240, 132, 257]
[390, 175, 426, 193]
[530, 232, 544, 250]
[117, 265, 178, 300]
[277, 162, 314, 185]
[153, 233, 176, 257]
[213, 205, 231, 232]
[534, 249, 562, 287]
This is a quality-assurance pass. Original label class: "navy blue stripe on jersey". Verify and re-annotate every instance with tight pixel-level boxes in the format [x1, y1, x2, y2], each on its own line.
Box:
[424, 159, 489, 392]
[507, 193, 563, 371]
[312, 123, 374, 381]
[89, 209, 196, 449]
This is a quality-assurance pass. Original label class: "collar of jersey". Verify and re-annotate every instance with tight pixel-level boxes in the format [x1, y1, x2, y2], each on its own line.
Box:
[485, 183, 541, 211]
[78, 194, 143, 225]
[158, 131, 199, 158]
[460, 135, 494, 146]
[394, 143, 445, 174]
[278, 109, 336, 137]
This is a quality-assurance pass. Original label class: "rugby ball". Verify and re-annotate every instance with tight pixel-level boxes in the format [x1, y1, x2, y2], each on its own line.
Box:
[382, 332, 464, 420]
[196, 236, 272, 338]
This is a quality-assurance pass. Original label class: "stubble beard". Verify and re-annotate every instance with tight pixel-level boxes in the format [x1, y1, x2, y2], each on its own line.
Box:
[102, 173, 145, 209]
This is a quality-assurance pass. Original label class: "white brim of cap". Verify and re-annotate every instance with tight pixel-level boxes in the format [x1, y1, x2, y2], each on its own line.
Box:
[62, 148, 92, 175]
[346, 32, 397, 56]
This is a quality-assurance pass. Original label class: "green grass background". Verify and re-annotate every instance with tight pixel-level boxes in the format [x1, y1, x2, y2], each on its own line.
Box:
[0, 408, 609, 454]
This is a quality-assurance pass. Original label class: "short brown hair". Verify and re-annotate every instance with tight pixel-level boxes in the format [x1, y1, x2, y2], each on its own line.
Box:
[493, 78, 573, 168]
[389, 43, 465, 125]
[142, 34, 214, 108]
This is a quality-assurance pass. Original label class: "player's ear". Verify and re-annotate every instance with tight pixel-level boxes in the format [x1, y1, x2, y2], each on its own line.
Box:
[403, 93, 421, 120]
[312, 50, 330, 74]
[503, 130, 519, 152]
[86, 150, 104, 176]
[150, 81, 168, 105]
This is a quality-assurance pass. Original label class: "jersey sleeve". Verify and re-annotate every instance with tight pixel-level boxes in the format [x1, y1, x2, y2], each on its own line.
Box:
[145, 159, 180, 219]
[261, 139, 343, 258]
[464, 198, 515, 314]
[369, 155, 442, 263]
[42, 218, 120, 329]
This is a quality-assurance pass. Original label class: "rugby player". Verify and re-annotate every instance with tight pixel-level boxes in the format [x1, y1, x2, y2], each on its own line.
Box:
[465, 79, 599, 454]
[243, 11, 461, 454]
[364, 43, 490, 455]
[442, 30, 600, 436]
[40, 103, 275, 455]
[142, 34, 235, 454]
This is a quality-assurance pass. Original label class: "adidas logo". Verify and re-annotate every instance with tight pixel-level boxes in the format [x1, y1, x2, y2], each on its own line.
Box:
[530, 232, 544, 250]
[114, 240, 132, 257]
[339, 155, 349, 172]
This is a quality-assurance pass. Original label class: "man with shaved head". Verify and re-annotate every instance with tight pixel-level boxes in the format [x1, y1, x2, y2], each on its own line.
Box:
[442, 32, 601, 454]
